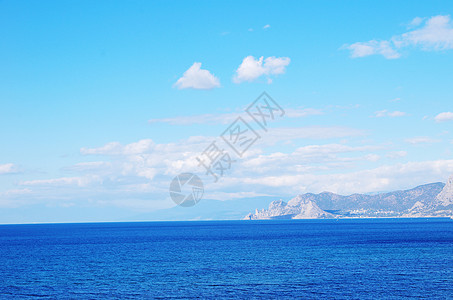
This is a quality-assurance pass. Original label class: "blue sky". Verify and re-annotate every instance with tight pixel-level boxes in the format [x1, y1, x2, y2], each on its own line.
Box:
[1, 1, 453, 222]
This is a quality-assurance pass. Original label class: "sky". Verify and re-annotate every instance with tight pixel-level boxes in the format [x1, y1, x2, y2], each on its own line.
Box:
[1, 0, 453, 223]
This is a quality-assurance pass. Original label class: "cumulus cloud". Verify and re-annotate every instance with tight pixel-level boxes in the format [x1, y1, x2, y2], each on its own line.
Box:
[227, 159, 453, 195]
[0, 163, 19, 175]
[4, 127, 450, 209]
[397, 15, 453, 50]
[5, 121, 368, 207]
[435, 112, 453, 122]
[344, 15, 453, 59]
[241, 143, 381, 174]
[374, 110, 406, 117]
[263, 24, 271, 29]
[174, 62, 220, 90]
[233, 56, 290, 83]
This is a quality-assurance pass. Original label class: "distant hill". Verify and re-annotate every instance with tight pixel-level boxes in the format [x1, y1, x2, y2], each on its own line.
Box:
[129, 177, 453, 221]
[246, 178, 453, 220]
[435, 175, 453, 209]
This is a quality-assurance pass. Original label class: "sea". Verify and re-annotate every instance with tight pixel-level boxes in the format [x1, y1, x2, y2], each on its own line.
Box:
[0, 218, 452, 299]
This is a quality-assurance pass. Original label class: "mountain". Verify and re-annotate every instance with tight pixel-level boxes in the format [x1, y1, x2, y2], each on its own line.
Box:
[245, 181, 453, 220]
[301, 182, 444, 212]
[435, 175, 453, 208]
[125, 177, 453, 222]
[245, 196, 333, 220]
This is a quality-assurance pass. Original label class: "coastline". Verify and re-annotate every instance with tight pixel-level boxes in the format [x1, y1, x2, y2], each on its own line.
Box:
[1, 216, 452, 226]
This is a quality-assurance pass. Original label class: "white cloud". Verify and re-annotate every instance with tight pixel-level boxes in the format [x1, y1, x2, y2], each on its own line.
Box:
[81, 139, 156, 155]
[7, 137, 214, 208]
[435, 112, 453, 122]
[346, 40, 401, 59]
[263, 24, 271, 29]
[0, 163, 19, 175]
[4, 126, 449, 209]
[2, 188, 32, 197]
[241, 143, 381, 174]
[365, 154, 381, 162]
[408, 17, 424, 28]
[397, 15, 453, 50]
[345, 15, 453, 58]
[34, 125, 364, 196]
[386, 151, 408, 159]
[405, 136, 440, 144]
[174, 62, 220, 90]
[8, 158, 453, 207]
[233, 56, 290, 83]
[21, 176, 101, 187]
[220, 159, 453, 196]
[81, 126, 364, 160]
[374, 110, 406, 117]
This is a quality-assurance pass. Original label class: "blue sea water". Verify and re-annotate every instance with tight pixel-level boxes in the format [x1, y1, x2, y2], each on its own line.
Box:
[0, 219, 452, 299]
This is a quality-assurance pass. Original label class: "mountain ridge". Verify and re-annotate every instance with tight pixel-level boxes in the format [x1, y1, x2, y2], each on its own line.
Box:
[245, 179, 453, 220]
